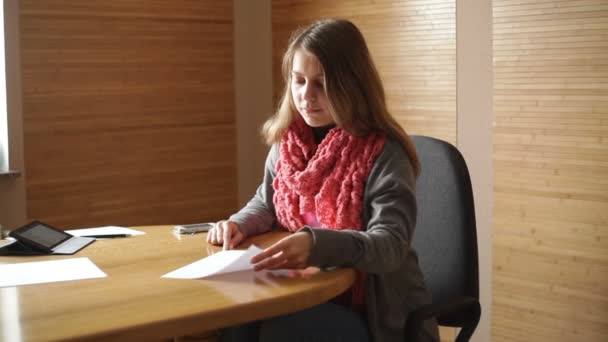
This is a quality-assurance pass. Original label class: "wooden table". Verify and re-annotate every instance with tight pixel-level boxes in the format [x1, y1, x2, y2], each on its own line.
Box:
[0, 226, 355, 342]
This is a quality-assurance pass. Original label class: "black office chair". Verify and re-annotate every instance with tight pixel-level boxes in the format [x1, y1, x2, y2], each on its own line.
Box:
[404, 136, 481, 342]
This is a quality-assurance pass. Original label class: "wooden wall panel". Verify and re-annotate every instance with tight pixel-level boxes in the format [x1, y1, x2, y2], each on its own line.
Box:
[272, 0, 457, 145]
[493, 0, 608, 341]
[20, 1, 236, 228]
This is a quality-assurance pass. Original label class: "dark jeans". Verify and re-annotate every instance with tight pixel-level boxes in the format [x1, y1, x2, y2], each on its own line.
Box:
[221, 302, 370, 342]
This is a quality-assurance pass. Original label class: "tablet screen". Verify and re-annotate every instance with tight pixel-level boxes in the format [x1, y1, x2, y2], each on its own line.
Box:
[16, 222, 71, 249]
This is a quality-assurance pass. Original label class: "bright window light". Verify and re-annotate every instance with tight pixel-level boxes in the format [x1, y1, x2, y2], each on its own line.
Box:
[0, 1, 8, 171]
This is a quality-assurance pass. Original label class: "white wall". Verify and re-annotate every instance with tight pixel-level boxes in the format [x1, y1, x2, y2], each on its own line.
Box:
[0, 0, 26, 230]
[457, 1, 493, 341]
[233, 0, 273, 207]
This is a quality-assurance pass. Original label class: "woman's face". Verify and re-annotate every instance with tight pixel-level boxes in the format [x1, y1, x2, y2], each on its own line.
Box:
[290, 49, 334, 127]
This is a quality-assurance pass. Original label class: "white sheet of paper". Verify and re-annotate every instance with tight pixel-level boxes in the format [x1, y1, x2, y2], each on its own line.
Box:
[162, 245, 263, 279]
[0, 257, 107, 288]
[66, 226, 146, 237]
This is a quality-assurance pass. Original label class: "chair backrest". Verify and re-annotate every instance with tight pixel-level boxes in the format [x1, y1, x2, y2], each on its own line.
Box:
[411, 135, 479, 326]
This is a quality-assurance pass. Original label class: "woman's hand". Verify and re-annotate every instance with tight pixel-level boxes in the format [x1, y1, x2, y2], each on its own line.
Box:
[251, 231, 313, 271]
[206, 220, 244, 250]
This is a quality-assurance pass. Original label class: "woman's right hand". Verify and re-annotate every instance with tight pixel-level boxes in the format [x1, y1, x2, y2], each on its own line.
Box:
[206, 220, 245, 250]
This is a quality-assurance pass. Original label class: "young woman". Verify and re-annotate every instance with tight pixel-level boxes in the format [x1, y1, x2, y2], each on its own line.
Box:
[207, 18, 439, 342]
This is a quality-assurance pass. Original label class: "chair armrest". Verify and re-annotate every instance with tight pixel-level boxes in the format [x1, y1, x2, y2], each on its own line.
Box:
[403, 296, 481, 342]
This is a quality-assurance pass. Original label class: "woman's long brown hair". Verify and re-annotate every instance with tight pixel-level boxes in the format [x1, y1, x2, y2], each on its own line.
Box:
[262, 18, 420, 176]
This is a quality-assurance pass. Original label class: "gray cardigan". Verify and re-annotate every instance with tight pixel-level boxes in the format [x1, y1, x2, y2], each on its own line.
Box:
[230, 138, 439, 342]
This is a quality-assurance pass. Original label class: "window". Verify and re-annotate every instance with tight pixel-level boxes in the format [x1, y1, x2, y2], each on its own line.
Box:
[0, 1, 8, 172]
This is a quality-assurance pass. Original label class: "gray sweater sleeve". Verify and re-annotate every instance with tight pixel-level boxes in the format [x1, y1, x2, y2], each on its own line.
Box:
[228, 144, 279, 237]
[302, 139, 417, 274]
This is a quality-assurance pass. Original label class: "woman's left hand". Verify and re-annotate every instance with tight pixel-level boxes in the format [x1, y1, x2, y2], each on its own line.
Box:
[251, 231, 313, 271]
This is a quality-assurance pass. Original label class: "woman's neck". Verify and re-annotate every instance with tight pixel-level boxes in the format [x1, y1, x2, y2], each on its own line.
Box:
[312, 124, 336, 144]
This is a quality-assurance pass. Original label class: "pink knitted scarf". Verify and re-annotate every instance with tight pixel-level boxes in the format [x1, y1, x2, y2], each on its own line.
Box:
[273, 117, 386, 308]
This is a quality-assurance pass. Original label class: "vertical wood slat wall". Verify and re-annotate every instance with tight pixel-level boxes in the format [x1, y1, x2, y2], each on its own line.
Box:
[272, 0, 457, 144]
[493, 0, 608, 341]
[20, 1, 237, 229]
